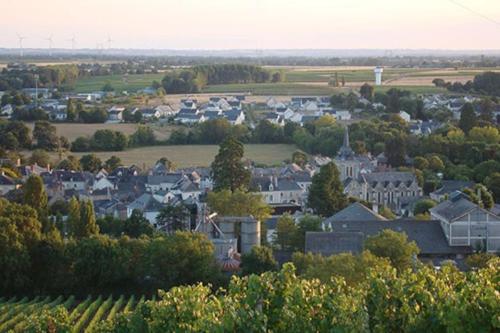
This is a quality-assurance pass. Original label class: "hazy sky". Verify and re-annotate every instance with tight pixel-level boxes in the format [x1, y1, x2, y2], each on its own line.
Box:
[1, 0, 499, 50]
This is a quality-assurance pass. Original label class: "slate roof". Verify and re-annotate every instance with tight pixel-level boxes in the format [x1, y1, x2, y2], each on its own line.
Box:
[362, 172, 417, 187]
[0, 174, 15, 185]
[307, 219, 472, 255]
[147, 174, 183, 185]
[430, 195, 481, 222]
[432, 180, 474, 196]
[251, 177, 302, 192]
[324, 202, 387, 223]
[306, 232, 364, 256]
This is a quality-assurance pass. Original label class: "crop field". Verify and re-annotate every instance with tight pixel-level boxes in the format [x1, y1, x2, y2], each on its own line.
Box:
[0, 295, 145, 332]
[70, 66, 500, 96]
[74, 73, 165, 93]
[27, 123, 179, 142]
[45, 144, 298, 168]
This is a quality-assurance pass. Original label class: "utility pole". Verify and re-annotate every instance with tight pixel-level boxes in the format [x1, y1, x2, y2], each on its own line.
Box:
[34, 74, 39, 107]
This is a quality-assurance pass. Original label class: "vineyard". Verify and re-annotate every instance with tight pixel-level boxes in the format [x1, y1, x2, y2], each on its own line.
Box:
[0, 295, 146, 333]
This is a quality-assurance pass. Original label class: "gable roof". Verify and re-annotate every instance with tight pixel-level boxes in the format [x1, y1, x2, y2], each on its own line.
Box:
[324, 202, 387, 223]
[430, 195, 484, 222]
[309, 219, 471, 255]
[432, 180, 474, 196]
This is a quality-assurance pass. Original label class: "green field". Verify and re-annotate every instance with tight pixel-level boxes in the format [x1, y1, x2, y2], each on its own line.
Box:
[47, 144, 298, 168]
[72, 66, 495, 96]
[203, 82, 337, 95]
[74, 73, 165, 93]
[0, 295, 144, 332]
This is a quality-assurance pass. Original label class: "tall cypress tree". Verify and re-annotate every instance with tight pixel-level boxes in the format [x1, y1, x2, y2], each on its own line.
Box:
[67, 196, 81, 237]
[23, 175, 49, 232]
[459, 103, 477, 134]
[307, 162, 348, 216]
[211, 136, 251, 191]
[80, 200, 99, 237]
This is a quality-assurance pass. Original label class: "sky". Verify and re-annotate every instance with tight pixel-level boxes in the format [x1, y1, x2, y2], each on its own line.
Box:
[1, 0, 500, 50]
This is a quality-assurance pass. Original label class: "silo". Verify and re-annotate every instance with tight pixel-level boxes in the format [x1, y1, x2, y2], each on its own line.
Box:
[240, 218, 261, 254]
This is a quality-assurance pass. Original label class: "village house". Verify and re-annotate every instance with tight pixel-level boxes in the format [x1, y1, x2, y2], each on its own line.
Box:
[107, 106, 125, 122]
[430, 192, 500, 253]
[251, 176, 305, 205]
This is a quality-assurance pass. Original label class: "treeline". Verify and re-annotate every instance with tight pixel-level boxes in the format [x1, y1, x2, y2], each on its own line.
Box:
[33, 259, 499, 332]
[71, 126, 156, 152]
[433, 71, 500, 96]
[0, 189, 224, 296]
[0, 64, 79, 91]
[161, 64, 281, 94]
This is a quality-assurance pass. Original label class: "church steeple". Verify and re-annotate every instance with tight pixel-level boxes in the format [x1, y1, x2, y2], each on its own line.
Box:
[337, 125, 354, 159]
[343, 125, 350, 148]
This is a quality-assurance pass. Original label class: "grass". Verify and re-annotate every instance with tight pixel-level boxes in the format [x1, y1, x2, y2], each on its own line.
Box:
[74, 73, 165, 93]
[46, 144, 298, 168]
[203, 82, 337, 95]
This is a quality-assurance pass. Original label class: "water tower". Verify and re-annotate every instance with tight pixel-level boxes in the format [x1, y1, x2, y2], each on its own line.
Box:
[374, 67, 383, 86]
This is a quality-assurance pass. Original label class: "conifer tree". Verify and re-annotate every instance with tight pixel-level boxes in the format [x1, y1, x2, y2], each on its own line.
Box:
[307, 162, 348, 216]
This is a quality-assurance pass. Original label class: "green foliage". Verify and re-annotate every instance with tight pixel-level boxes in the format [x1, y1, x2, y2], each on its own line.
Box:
[273, 214, 298, 251]
[485, 172, 500, 203]
[378, 206, 396, 220]
[207, 189, 272, 222]
[129, 125, 156, 146]
[28, 149, 51, 167]
[80, 154, 102, 172]
[292, 251, 391, 285]
[365, 229, 420, 271]
[211, 137, 251, 191]
[68, 198, 99, 238]
[291, 150, 308, 168]
[291, 214, 323, 251]
[0, 199, 41, 293]
[104, 155, 122, 171]
[23, 175, 49, 232]
[23, 305, 72, 333]
[33, 121, 60, 150]
[156, 205, 190, 233]
[96, 259, 500, 332]
[463, 184, 494, 209]
[465, 252, 497, 269]
[307, 162, 348, 216]
[469, 126, 500, 144]
[240, 246, 278, 275]
[458, 103, 477, 134]
[413, 199, 437, 216]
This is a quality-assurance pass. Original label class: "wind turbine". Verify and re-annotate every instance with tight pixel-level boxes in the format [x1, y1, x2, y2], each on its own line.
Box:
[16, 33, 27, 57]
[66, 36, 76, 52]
[106, 35, 113, 51]
[45, 35, 54, 56]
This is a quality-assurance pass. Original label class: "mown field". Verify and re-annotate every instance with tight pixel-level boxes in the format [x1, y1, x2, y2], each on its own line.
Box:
[0, 295, 145, 332]
[74, 73, 165, 93]
[27, 123, 179, 142]
[46, 144, 298, 168]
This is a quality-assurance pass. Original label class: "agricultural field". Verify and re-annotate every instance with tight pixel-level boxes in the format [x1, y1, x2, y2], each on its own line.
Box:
[202, 82, 337, 95]
[0, 295, 145, 332]
[44, 144, 298, 168]
[27, 122, 179, 142]
[74, 73, 165, 93]
[70, 65, 500, 96]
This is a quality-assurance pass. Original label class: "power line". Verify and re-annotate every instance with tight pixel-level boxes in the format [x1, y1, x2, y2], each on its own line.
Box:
[448, 0, 500, 27]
